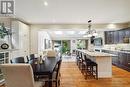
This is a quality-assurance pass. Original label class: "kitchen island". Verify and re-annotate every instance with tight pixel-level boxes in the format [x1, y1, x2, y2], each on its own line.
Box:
[77, 50, 117, 78]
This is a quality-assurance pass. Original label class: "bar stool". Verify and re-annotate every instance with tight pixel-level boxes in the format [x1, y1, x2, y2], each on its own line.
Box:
[80, 52, 86, 73]
[84, 55, 92, 78]
[84, 55, 98, 80]
[76, 50, 80, 65]
[76, 51, 82, 69]
[78, 51, 83, 70]
[91, 61, 98, 80]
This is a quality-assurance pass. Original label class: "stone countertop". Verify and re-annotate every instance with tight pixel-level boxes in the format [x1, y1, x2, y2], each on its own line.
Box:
[77, 50, 117, 57]
[101, 49, 130, 54]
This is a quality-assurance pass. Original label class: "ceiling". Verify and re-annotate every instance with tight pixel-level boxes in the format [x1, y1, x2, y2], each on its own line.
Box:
[42, 29, 104, 40]
[15, 0, 130, 24]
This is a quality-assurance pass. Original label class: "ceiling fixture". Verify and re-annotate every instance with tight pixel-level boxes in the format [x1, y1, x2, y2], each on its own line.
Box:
[83, 20, 98, 37]
[43, 1, 48, 6]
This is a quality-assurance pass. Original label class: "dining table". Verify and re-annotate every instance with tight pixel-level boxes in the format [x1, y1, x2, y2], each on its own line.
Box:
[29, 57, 60, 87]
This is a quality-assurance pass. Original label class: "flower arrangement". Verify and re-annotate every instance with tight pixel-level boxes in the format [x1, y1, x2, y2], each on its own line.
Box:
[0, 23, 10, 38]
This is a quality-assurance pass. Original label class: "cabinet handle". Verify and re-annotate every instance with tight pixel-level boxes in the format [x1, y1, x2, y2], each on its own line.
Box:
[128, 63, 130, 65]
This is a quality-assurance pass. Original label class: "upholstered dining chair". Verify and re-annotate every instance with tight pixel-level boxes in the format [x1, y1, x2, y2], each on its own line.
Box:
[10, 57, 25, 63]
[30, 54, 36, 60]
[47, 50, 57, 58]
[0, 64, 45, 87]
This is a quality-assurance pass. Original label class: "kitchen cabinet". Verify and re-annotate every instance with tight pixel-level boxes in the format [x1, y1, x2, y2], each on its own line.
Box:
[105, 27, 130, 44]
[113, 31, 119, 44]
[118, 52, 127, 66]
[11, 21, 30, 58]
[118, 30, 125, 43]
[126, 53, 130, 67]
[101, 49, 130, 71]
[104, 31, 114, 44]
[124, 28, 130, 37]
[0, 52, 9, 85]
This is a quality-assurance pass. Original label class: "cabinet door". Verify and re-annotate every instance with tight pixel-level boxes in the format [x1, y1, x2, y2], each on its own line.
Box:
[112, 51, 118, 65]
[127, 53, 130, 67]
[19, 22, 30, 56]
[118, 52, 127, 66]
[104, 31, 114, 44]
[108, 31, 114, 44]
[113, 31, 119, 44]
[118, 52, 122, 65]
[104, 32, 108, 44]
[122, 53, 127, 66]
[124, 28, 130, 37]
[118, 30, 125, 43]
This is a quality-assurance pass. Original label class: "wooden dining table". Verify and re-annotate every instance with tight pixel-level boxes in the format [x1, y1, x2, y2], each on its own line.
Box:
[29, 57, 60, 87]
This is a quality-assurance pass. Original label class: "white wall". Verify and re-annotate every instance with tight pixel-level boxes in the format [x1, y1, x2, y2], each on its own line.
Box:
[30, 26, 52, 54]
[30, 28, 38, 53]
[38, 31, 52, 53]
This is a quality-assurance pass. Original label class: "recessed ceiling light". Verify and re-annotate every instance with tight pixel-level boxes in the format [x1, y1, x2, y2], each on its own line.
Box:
[54, 31, 63, 35]
[43, 1, 48, 6]
[67, 31, 75, 35]
[107, 24, 116, 29]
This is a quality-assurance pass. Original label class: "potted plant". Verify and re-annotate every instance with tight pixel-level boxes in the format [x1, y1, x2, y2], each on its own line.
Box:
[0, 23, 10, 49]
[0, 23, 9, 39]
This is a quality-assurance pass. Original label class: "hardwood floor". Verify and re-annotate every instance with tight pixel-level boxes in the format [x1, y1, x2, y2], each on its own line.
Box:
[1, 62, 130, 87]
[60, 62, 130, 87]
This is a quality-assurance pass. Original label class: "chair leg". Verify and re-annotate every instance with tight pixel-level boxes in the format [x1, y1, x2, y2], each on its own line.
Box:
[96, 65, 98, 80]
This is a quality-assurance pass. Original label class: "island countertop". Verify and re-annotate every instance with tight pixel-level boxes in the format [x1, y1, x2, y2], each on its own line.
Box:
[77, 50, 117, 57]
[76, 49, 114, 78]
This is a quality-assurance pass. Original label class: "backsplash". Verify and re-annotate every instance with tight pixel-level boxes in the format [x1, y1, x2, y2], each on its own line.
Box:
[103, 44, 130, 50]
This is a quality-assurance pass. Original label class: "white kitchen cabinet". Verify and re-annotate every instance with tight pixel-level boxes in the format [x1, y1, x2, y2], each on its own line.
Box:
[11, 21, 30, 58]
[0, 51, 9, 85]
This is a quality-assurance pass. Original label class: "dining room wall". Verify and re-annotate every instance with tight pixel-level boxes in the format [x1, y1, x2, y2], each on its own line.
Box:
[38, 31, 52, 53]
[30, 27, 52, 54]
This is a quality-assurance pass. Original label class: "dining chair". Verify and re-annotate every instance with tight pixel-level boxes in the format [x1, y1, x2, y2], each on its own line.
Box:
[53, 59, 62, 87]
[0, 64, 45, 87]
[26, 55, 30, 63]
[47, 50, 57, 58]
[84, 55, 98, 80]
[43, 59, 62, 87]
[30, 54, 36, 60]
[10, 57, 25, 63]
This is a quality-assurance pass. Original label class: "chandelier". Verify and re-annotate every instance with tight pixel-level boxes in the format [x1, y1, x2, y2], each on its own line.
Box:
[83, 20, 98, 37]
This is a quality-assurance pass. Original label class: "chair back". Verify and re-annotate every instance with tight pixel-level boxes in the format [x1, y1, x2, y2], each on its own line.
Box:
[11, 57, 25, 63]
[55, 59, 62, 79]
[30, 54, 35, 60]
[26, 56, 29, 63]
[47, 50, 57, 58]
[84, 54, 92, 64]
[0, 64, 35, 87]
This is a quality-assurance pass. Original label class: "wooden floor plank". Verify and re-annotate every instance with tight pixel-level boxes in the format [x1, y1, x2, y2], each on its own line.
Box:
[60, 62, 130, 87]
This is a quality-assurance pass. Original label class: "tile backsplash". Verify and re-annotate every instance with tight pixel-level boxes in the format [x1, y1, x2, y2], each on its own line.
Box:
[103, 44, 130, 50]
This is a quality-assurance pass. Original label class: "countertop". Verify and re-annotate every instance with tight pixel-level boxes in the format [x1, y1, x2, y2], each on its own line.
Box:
[77, 50, 117, 57]
[101, 49, 130, 54]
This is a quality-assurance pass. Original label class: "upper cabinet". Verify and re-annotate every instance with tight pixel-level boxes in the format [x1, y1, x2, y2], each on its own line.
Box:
[105, 27, 130, 44]
[105, 31, 114, 44]
[11, 21, 30, 58]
